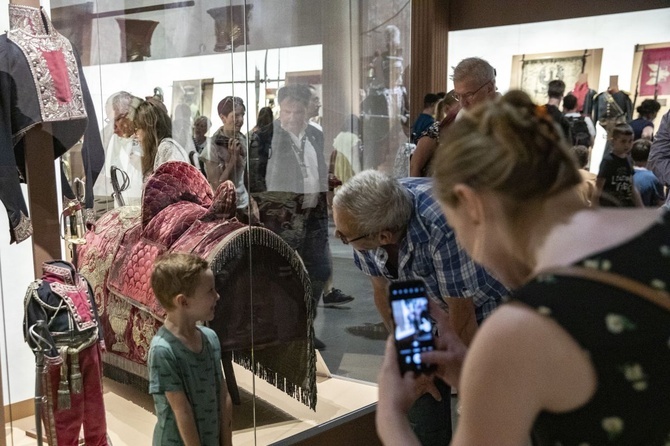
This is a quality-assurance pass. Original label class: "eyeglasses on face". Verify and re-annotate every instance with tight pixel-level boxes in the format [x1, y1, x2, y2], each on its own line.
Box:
[452, 79, 492, 103]
[335, 230, 371, 245]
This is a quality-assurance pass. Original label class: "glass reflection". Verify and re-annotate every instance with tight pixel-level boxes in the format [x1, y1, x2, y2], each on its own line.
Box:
[34, 0, 411, 443]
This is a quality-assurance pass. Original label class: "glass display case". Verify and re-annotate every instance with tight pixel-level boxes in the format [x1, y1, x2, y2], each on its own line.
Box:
[0, 0, 413, 443]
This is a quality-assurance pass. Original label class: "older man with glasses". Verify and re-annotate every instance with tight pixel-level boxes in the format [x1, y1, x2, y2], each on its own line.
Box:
[451, 57, 498, 110]
[409, 58, 498, 178]
[333, 169, 508, 446]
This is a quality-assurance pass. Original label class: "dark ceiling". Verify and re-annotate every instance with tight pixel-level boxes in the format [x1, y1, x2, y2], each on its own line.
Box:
[448, 0, 670, 31]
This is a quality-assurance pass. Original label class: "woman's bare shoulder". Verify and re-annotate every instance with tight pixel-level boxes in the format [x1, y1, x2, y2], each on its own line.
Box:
[465, 301, 596, 412]
[535, 208, 661, 271]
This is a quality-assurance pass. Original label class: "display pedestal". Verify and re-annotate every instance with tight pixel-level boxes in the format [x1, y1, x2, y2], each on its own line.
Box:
[231, 362, 378, 445]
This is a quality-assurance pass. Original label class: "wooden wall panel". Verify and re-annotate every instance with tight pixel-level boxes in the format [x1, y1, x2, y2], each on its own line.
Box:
[448, 0, 670, 31]
[409, 0, 449, 126]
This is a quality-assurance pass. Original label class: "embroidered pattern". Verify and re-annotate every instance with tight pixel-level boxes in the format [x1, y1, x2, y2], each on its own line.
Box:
[132, 310, 156, 362]
[7, 5, 86, 123]
[108, 293, 131, 354]
[43, 262, 75, 284]
[49, 278, 97, 332]
[8, 4, 48, 34]
[13, 211, 33, 243]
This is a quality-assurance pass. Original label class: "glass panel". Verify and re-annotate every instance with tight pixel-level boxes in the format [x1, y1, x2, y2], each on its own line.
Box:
[2, 0, 411, 443]
[4, 1, 670, 443]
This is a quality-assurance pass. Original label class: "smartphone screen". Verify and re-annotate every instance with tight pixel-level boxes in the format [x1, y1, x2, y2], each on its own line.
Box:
[389, 280, 435, 374]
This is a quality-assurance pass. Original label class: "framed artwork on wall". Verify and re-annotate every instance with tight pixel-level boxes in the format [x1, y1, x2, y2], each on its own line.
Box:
[285, 70, 322, 86]
[511, 49, 603, 105]
[630, 42, 670, 126]
[171, 79, 204, 121]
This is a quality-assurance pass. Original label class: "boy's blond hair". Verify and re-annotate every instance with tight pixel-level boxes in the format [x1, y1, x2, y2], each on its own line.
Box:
[151, 253, 209, 310]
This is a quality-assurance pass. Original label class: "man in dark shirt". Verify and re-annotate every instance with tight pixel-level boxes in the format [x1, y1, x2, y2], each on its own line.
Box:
[544, 79, 572, 143]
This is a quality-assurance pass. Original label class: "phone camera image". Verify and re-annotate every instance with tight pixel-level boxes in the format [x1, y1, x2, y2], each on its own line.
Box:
[390, 282, 435, 374]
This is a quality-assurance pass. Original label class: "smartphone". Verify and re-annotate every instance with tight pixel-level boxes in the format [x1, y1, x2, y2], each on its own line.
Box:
[214, 134, 231, 150]
[389, 280, 436, 374]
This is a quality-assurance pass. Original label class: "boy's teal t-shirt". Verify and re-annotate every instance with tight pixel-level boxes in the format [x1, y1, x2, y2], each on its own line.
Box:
[149, 325, 223, 445]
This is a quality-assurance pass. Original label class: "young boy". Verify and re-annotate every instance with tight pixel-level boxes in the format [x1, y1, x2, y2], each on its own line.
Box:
[148, 253, 232, 446]
[593, 123, 643, 207]
[631, 139, 666, 207]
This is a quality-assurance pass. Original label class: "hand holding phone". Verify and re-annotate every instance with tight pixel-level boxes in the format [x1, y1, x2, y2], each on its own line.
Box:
[389, 280, 436, 374]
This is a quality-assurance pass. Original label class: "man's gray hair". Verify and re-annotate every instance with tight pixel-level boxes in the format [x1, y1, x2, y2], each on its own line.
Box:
[194, 115, 211, 130]
[453, 57, 495, 86]
[333, 170, 412, 234]
[111, 91, 135, 115]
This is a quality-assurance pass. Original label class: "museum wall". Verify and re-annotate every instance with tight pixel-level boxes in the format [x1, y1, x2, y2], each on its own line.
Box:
[447, 8, 670, 99]
[0, 187, 38, 405]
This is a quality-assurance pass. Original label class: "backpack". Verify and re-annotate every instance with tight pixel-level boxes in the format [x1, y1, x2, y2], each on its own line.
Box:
[566, 115, 591, 146]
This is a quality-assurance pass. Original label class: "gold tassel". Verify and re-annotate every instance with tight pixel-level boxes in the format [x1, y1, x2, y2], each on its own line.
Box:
[58, 348, 71, 410]
[70, 351, 82, 394]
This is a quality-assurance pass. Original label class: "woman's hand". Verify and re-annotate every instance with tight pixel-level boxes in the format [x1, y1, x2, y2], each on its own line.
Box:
[376, 337, 433, 446]
[378, 337, 441, 414]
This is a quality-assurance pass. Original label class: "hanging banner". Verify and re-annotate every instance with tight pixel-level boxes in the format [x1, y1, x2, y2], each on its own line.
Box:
[640, 47, 670, 96]
[520, 56, 584, 106]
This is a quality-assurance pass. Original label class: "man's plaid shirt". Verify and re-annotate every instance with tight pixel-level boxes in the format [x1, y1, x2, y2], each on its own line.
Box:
[354, 178, 509, 323]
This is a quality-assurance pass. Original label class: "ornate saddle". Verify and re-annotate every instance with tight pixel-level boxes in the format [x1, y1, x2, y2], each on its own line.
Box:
[77, 161, 316, 409]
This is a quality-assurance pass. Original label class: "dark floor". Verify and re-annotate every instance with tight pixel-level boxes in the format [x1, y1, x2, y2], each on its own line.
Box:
[313, 225, 387, 383]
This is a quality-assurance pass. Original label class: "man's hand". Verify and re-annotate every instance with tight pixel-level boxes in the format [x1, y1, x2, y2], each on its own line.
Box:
[443, 296, 478, 346]
[421, 300, 468, 390]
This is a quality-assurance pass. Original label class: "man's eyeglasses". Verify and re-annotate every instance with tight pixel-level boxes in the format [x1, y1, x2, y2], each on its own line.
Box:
[335, 230, 371, 245]
[452, 79, 492, 103]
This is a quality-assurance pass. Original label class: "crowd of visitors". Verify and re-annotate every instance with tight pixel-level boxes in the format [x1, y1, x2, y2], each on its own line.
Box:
[95, 51, 669, 445]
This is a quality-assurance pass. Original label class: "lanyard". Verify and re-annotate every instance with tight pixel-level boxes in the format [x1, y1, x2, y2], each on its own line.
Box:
[291, 134, 308, 178]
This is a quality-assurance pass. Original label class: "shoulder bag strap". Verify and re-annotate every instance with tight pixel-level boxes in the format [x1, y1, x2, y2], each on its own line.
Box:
[538, 266, 670, 313]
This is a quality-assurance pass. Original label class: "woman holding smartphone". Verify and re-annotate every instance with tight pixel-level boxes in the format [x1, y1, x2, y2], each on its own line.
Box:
[377, 90, 670, 445]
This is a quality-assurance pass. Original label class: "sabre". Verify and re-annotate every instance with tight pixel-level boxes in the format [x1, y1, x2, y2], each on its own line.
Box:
[110, 165, 130, 207]
[28, 321, 53, 446]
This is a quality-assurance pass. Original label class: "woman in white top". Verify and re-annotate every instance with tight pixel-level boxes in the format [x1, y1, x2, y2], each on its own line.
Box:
[133, 98, 189, 179]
